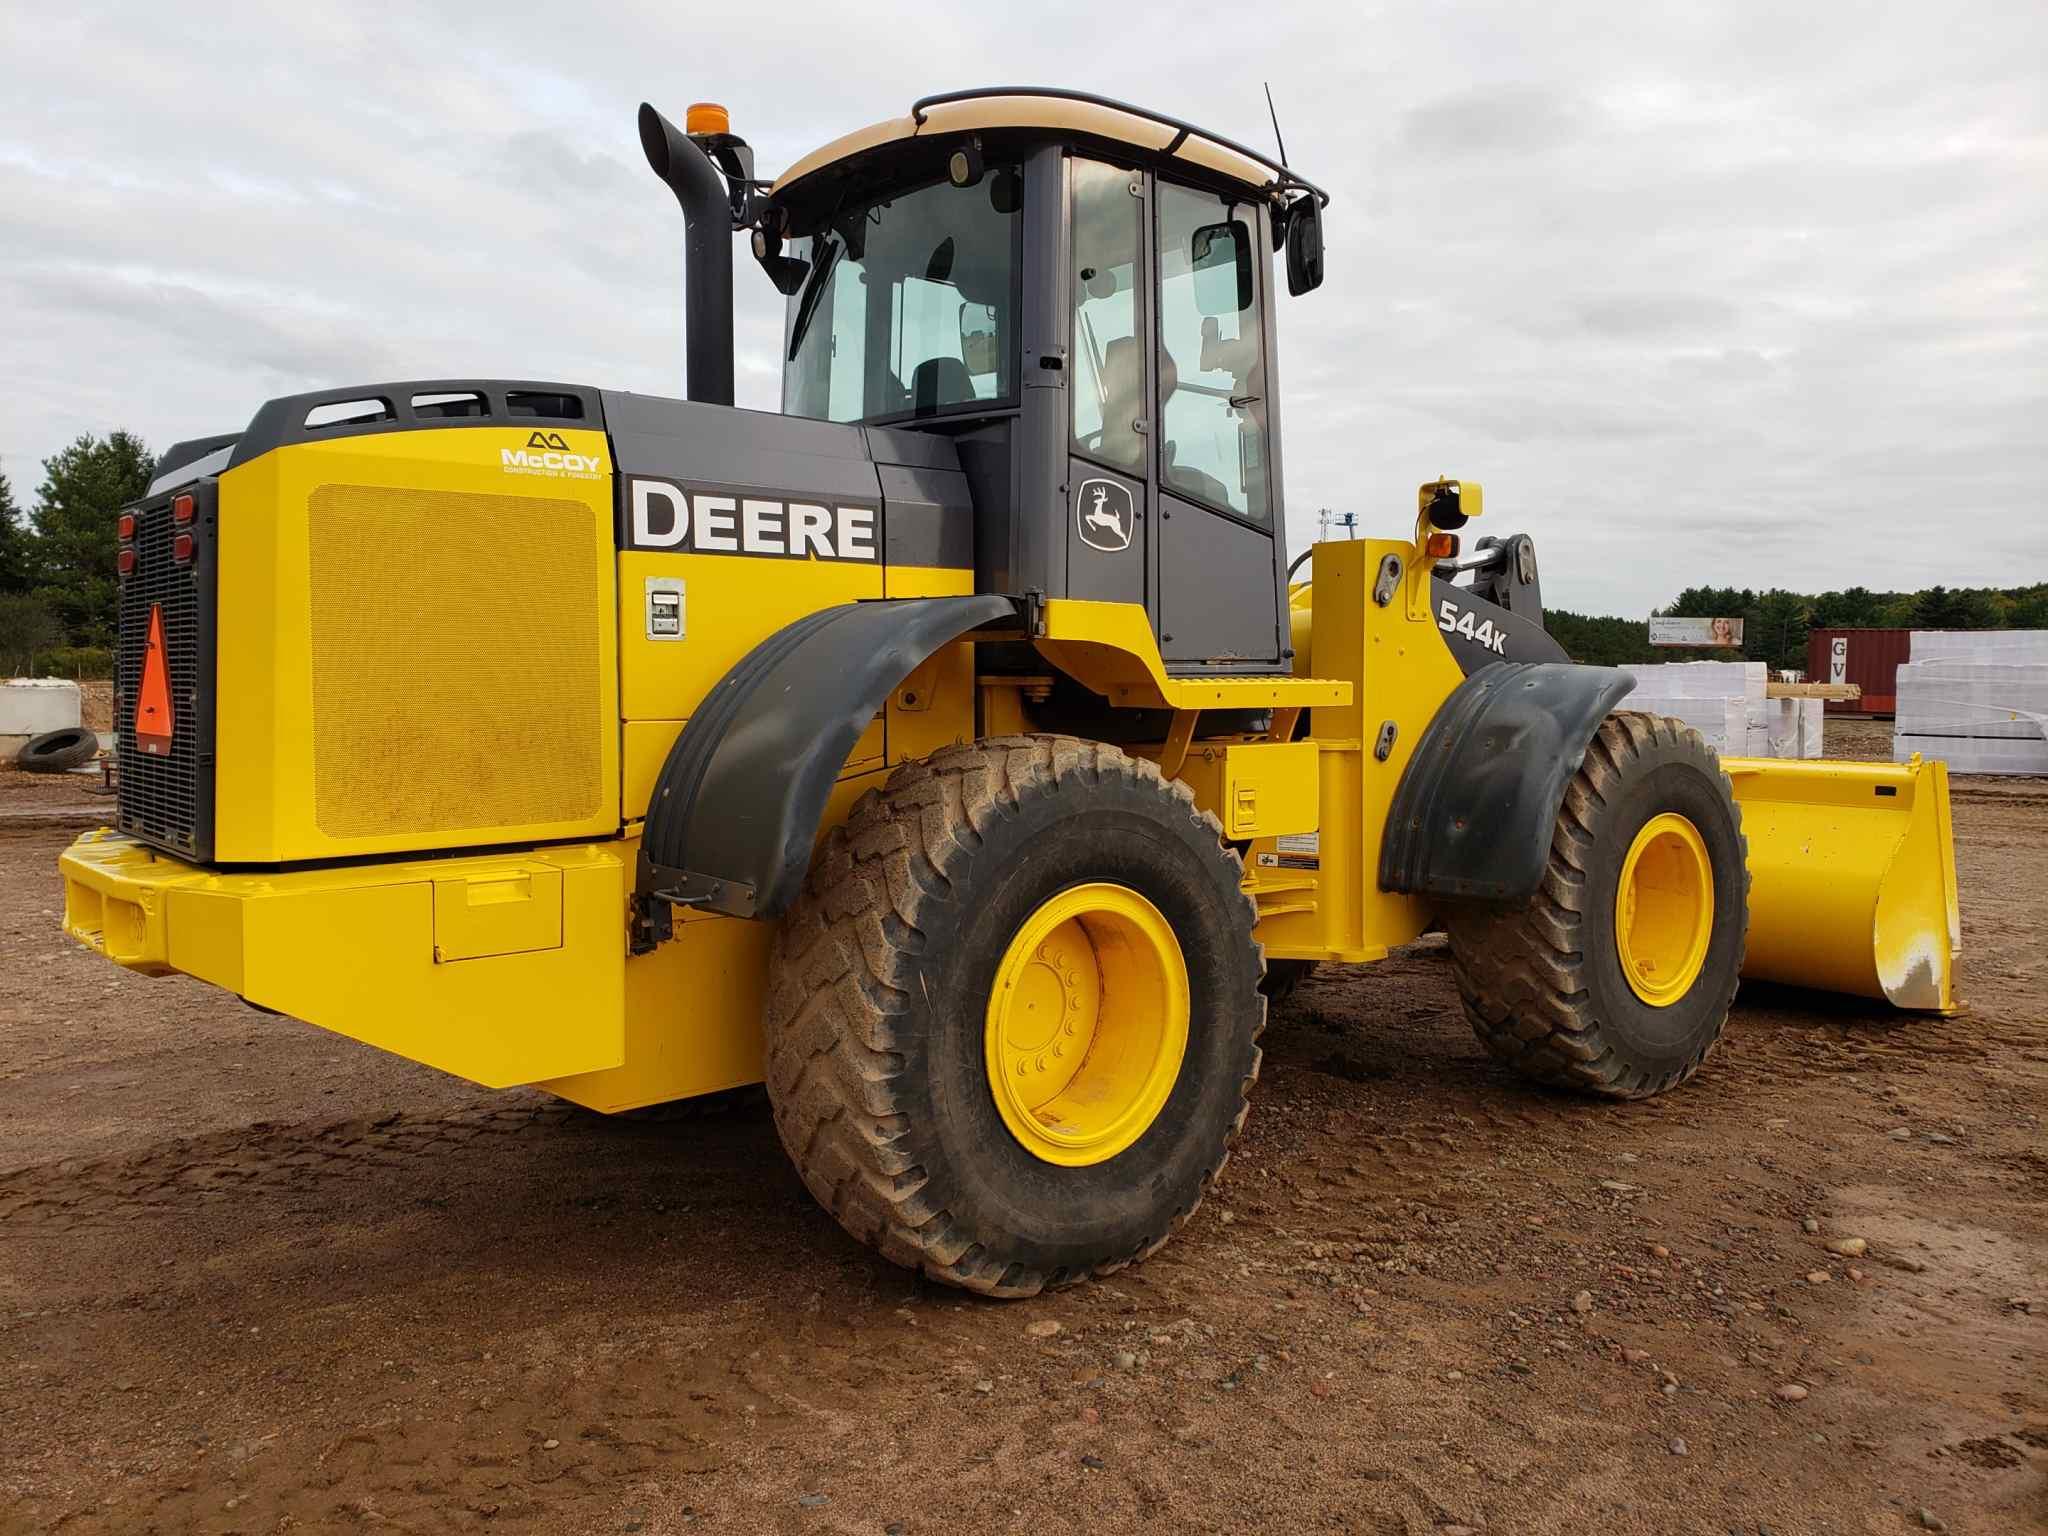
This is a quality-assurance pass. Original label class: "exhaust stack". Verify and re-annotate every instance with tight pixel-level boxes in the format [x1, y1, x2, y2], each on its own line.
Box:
[638, 102, 735, 407]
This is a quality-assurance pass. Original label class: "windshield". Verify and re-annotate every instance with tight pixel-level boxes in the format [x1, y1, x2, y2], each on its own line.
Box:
[781, 171, 1021, 424]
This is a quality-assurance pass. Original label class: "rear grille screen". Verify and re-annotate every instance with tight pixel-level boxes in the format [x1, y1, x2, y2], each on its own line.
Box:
[306, 484, 603, 840]
[116, 495, 213, 857]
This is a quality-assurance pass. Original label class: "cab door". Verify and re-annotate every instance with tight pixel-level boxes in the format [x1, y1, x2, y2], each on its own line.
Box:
[1151, 180, 1282, 668]
[1065, 156, 1152, 608]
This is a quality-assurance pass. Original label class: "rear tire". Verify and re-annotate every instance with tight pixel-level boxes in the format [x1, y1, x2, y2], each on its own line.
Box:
[763, 735, 1264, 1296]
[1446, 713, 1748, 1099]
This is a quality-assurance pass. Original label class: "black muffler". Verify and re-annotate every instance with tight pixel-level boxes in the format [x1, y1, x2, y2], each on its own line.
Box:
[638, 102, 734, 408]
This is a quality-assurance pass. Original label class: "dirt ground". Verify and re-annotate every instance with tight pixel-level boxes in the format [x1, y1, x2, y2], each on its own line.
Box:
[1, 731, 2042, 1536]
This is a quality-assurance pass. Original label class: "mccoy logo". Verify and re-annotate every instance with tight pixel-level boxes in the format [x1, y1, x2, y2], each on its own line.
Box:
[501, 429, 605, 480]
[628, 477, 878, 562]
[1075, 477, 1134, 552]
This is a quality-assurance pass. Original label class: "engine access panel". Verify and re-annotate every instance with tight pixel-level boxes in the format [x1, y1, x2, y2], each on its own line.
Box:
[600, 392, 977, 818]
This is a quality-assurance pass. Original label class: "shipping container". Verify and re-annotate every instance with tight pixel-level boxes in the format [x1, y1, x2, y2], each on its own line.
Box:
[1805, 627, 1912, 715]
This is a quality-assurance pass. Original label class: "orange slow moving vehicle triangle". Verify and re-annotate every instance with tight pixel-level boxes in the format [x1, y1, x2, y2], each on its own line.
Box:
[135, 604, 174, 756]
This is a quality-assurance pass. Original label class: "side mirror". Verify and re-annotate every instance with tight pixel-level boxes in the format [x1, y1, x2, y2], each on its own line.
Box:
[750, 228, 810, 296]
[1285, 195, 1324, 296]
[759, 252, 809, 296]
[1190, 220, 1254, 314]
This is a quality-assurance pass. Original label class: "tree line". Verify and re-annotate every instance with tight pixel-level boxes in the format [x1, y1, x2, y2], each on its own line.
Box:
[1549, 582, 2048, 671]
[0, 432, 153, 674]
[2, 429, 2043, 678]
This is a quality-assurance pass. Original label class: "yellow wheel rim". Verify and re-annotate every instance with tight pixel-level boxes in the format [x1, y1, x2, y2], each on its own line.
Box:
[984, 883, 1189, 1167]
[1615, 812, 1715, 1007]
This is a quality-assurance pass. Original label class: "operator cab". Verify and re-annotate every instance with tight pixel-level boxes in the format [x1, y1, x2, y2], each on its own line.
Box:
[755, 89, 1329, 674]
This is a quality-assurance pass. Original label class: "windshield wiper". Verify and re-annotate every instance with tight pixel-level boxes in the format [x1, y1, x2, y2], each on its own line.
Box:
[786, 236, 841, 362]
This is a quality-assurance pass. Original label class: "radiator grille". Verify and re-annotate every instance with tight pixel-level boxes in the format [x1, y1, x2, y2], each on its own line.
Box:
[306, 484, 603, 840]
[116, 495, 212, 857]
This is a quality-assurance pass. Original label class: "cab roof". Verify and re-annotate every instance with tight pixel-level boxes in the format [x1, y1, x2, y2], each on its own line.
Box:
[771, 86, 1329, 209]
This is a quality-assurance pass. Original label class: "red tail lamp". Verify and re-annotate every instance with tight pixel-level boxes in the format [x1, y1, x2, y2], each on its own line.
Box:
[172, 493, 196, 524]
[118, 548, 136, 576]
[117, 513, 136, 541]
[172, 532, 194, 564]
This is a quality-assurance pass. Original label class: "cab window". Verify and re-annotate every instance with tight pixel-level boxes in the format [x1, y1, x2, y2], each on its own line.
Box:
[1070, 158, 1144, 476]
[782, 172, 1021, 424]
[1155, 180, 1269, 525]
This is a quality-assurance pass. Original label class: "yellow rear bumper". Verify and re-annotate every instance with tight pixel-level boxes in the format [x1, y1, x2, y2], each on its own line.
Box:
[59, 831, 627, 1086]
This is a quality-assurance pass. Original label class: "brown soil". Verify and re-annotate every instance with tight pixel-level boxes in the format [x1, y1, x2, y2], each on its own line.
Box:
[2, 749, 2043, 1535]
[0, 764, 116, 808]
[1825, 716, 1896, 763]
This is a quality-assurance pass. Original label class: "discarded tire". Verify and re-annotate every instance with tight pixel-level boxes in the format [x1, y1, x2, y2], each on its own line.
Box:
[15, 727, 99, 773]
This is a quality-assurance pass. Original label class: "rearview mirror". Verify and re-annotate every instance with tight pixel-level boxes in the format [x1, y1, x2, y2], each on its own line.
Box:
[758, 251, 809, 296]
[1284, 195, 1324, 296]
[959, 303, 999, 377]
[1190, 220, 1253, 315]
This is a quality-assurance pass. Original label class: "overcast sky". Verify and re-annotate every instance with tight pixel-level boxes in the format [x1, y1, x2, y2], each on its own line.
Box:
[2, 2, 2041, 614]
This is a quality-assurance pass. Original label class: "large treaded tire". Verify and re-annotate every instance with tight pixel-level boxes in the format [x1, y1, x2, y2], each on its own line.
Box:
[763, 735, 1265, 1297]
[15, 727, 99, 773]
[1446, 712, 1749, 1099]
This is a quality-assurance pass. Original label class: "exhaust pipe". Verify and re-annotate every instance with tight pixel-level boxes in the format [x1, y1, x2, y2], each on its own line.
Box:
[638, 102, 734, 408]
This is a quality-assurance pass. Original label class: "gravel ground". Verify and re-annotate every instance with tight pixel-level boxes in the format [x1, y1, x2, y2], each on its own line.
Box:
[1, 729, 2042, 1536]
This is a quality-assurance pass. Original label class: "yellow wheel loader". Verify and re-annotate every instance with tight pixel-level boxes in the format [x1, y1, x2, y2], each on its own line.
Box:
[59, 89, 1961, 1296]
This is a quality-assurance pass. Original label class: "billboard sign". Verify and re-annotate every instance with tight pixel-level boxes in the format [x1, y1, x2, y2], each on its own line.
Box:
[1649, 616, 1744, 648]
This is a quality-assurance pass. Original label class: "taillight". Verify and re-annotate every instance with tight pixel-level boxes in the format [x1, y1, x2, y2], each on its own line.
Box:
[172, 533, 194, 564]
[118, 548, 136, 575]
[118, 513, 135, 541]
[172, 494, 195, 524]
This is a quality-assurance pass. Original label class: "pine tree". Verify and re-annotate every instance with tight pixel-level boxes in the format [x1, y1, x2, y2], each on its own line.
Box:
[31, 431, 152, 645]
[0, 468, 36, 595]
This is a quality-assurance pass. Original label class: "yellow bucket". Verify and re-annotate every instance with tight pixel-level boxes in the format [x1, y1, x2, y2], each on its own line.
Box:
[1726, 754, 1960, 1011]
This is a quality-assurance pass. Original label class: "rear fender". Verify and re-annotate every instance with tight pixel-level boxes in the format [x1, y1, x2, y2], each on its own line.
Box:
[1379, 661, 1636, 903]
[638, 595, 1017, 921]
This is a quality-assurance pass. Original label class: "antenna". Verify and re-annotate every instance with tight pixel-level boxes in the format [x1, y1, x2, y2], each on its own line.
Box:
[1263, 81, 1290, 168]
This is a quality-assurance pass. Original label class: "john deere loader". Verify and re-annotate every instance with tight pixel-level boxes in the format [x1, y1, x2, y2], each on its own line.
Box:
[60, 89, 1960, 1296]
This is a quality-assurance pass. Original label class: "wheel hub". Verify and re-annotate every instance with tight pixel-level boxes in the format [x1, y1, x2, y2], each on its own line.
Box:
[1615, 812, 1715, 1007]
[985, 883, 1189, 1166]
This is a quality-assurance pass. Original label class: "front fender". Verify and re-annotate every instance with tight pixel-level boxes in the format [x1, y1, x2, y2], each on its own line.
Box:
[639, 594, 1017, 920]
[1378, 661, 1636, 904]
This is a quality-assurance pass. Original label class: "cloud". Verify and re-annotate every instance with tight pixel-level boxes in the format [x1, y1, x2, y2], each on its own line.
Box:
[1401, 84, 1592, 159]
[0, 0, 2041, 616]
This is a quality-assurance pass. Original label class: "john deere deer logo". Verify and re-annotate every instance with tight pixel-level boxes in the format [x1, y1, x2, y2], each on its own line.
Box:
[1075, 478, 1133, 552]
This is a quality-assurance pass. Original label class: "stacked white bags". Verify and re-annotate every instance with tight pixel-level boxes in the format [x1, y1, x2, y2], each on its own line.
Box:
[1613, 661, 1822, 759]
[1895, 631, 2048, 775]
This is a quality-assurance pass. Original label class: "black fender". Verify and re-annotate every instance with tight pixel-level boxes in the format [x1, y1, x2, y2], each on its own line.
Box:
[638, 594, 1017, 921]
[1378, 661, 1636, 905]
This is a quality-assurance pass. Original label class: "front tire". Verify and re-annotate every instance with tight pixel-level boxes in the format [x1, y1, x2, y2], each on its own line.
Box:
[764, 735, 1264, 1296]
[1447, 713, 1748, 1099]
